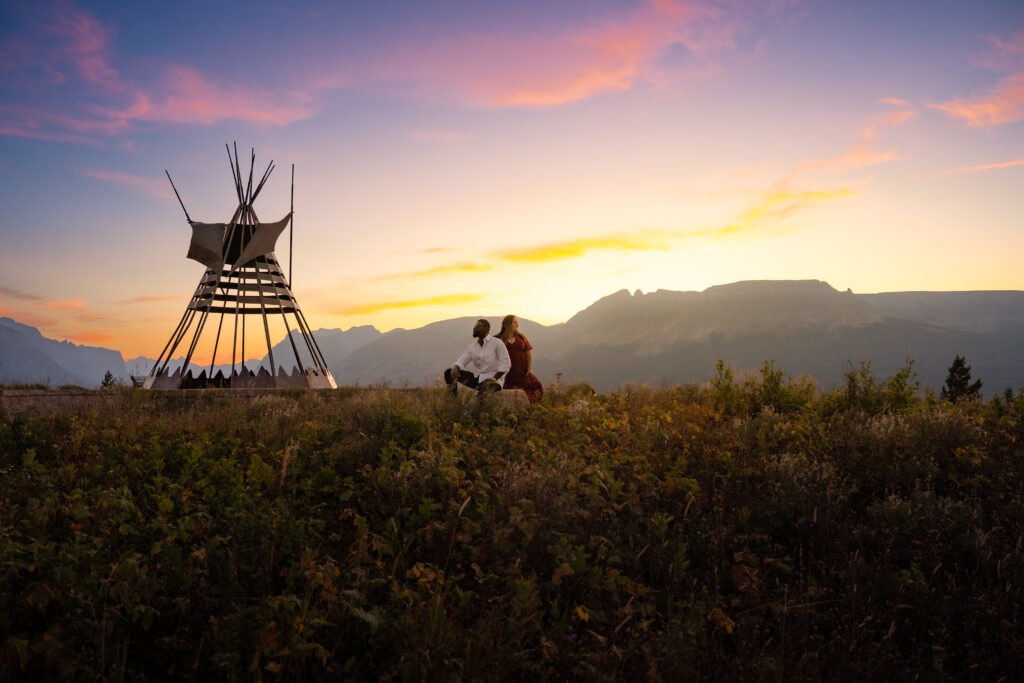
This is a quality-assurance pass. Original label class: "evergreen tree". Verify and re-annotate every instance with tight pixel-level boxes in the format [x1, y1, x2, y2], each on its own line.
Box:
[940, 355, 982, 402]
[101, 370, 116, 389]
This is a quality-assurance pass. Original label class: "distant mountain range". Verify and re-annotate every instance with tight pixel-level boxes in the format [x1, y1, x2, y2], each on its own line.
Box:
[4, 281, 1023, 392]
[322, 280, 1024, 392]
[0, 317, 128, 387]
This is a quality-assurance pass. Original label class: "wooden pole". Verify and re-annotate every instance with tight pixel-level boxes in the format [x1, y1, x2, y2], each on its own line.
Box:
[252, 161, 274, 202]
[165, 171, 192, 223]
[290, 164, 294, 286]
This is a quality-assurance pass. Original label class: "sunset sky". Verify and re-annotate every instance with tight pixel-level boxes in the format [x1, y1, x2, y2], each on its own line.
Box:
[1, 0, 1023, 362]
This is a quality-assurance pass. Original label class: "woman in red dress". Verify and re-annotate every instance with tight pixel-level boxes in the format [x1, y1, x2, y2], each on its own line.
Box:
[496, 314, 543, 403]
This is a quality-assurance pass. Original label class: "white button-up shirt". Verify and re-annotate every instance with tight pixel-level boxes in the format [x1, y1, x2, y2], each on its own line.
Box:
[454, 335, 512, 385]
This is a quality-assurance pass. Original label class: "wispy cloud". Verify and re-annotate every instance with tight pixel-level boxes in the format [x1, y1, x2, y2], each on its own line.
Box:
[361, 0, 793, 108]
[860, 109, 916, 141]
[98, 66, 314, 127]
[338, 293, 485, 315]
[490, 187, 856, 265]
[76, 313, 113, 322]
[947, 156, 1024, 174]
[0, 306, 55, 328]
[788, 104, 913, 181]
[729, 188, 856, 227]
[0, 286, 45, 303]
[117, 295, 182, 304]
[377, 263, 492, 279]
[930, 72, 1024, 127]
[974, 31, 1024, 72]
[0, 288, 88, 315]
[0, 3, 318, 143]
[38, 299, 86, 312]
[82, 168, 171, 198]
[493, 231, 673, 263]
[70, 331, 117, 344]
[878, 97, 911, 108]
[396, 247, 459, 255]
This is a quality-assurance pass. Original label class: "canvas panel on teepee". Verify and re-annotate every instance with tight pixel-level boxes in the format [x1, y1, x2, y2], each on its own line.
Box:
[144, 144, 337, 390]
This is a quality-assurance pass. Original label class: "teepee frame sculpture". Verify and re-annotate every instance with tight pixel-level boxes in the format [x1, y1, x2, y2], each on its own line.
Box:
[144, 144, 336, 390]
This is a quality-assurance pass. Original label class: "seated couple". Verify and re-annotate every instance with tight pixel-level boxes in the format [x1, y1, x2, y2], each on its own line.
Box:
[444, 315, 544, 402]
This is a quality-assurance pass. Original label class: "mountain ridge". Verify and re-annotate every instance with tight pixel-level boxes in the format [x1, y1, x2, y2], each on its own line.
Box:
[3, 281, 1023, 391]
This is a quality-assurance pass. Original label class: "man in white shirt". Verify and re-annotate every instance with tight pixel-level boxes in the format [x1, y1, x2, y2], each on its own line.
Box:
[444, 319, 511, 394]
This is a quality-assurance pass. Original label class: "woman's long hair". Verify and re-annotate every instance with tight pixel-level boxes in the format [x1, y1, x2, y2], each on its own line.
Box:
[497, 314, 517, 342]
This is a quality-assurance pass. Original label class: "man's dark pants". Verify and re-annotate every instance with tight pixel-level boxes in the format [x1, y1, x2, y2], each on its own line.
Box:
[444, 368, 501, 393]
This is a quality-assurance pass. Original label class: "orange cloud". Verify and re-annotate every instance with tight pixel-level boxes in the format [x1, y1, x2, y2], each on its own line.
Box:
[118, 295, 183, 304]
[878, 97, 911, 108]
[365, 0, 781, 108]
[377, 263, 492, 280]
[861, 109, 916, 141]
[338, 293, 485, 315]
[82, 168, 171, 198]
[948, 157, 1024, 174]
[736, 189, 857, 225]
[70, 332, 117, 345]
[929, 72, 1024, 126]
[494, 232, 672, 263]
[38, 299, 86, 312]
[0, 306, 55, 328]
[490, 186, 857, 265]
[128, 66, 313, 126]
[0, 286, 44, 303]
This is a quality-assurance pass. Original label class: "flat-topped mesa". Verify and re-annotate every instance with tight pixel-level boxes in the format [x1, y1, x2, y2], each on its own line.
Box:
[557, 279, 878, 351]
[144, 144, 337, 390]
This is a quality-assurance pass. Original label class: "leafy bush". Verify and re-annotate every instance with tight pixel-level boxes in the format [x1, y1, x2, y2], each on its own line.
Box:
[1, 366, 1022, 680]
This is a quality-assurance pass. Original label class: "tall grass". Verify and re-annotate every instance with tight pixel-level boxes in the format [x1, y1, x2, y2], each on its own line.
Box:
[1, 368, 1023, 680]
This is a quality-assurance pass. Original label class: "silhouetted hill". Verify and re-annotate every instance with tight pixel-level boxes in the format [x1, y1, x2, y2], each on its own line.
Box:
[4, 281, 1023, 392]
[258, 325, 382, 375]
[860, 291, 1024, 333]
[551, 280, 878, 353]
[329, 281, 1024, 392]
[0, 317, 127, 387]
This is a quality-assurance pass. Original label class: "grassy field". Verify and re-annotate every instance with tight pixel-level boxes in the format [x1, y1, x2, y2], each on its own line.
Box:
[2, 363, 1023, 681]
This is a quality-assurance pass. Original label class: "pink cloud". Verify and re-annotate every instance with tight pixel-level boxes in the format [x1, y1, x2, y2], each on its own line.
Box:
[975, 31, 1024, 72]
[38, 299, 86, 312]
[948, 156, 1024, 174]
[120, 66, 313, 126]
[0, 4, 317, 143]
[71, 331, 117, 344]
[861, 108, 916, 141]
[930, 72, 1024, 126]
[878, 97, 911, 108]
[117, 295, 182, 304]
[0, 286, 44, 303]
[47, 5, 121, 87]
[81, 168, 172, 198]
[362, 0, 771, 107]
[0, 306, 56, 328]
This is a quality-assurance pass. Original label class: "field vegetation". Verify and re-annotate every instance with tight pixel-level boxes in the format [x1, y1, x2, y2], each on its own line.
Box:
[2, 361, 1023, 680]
